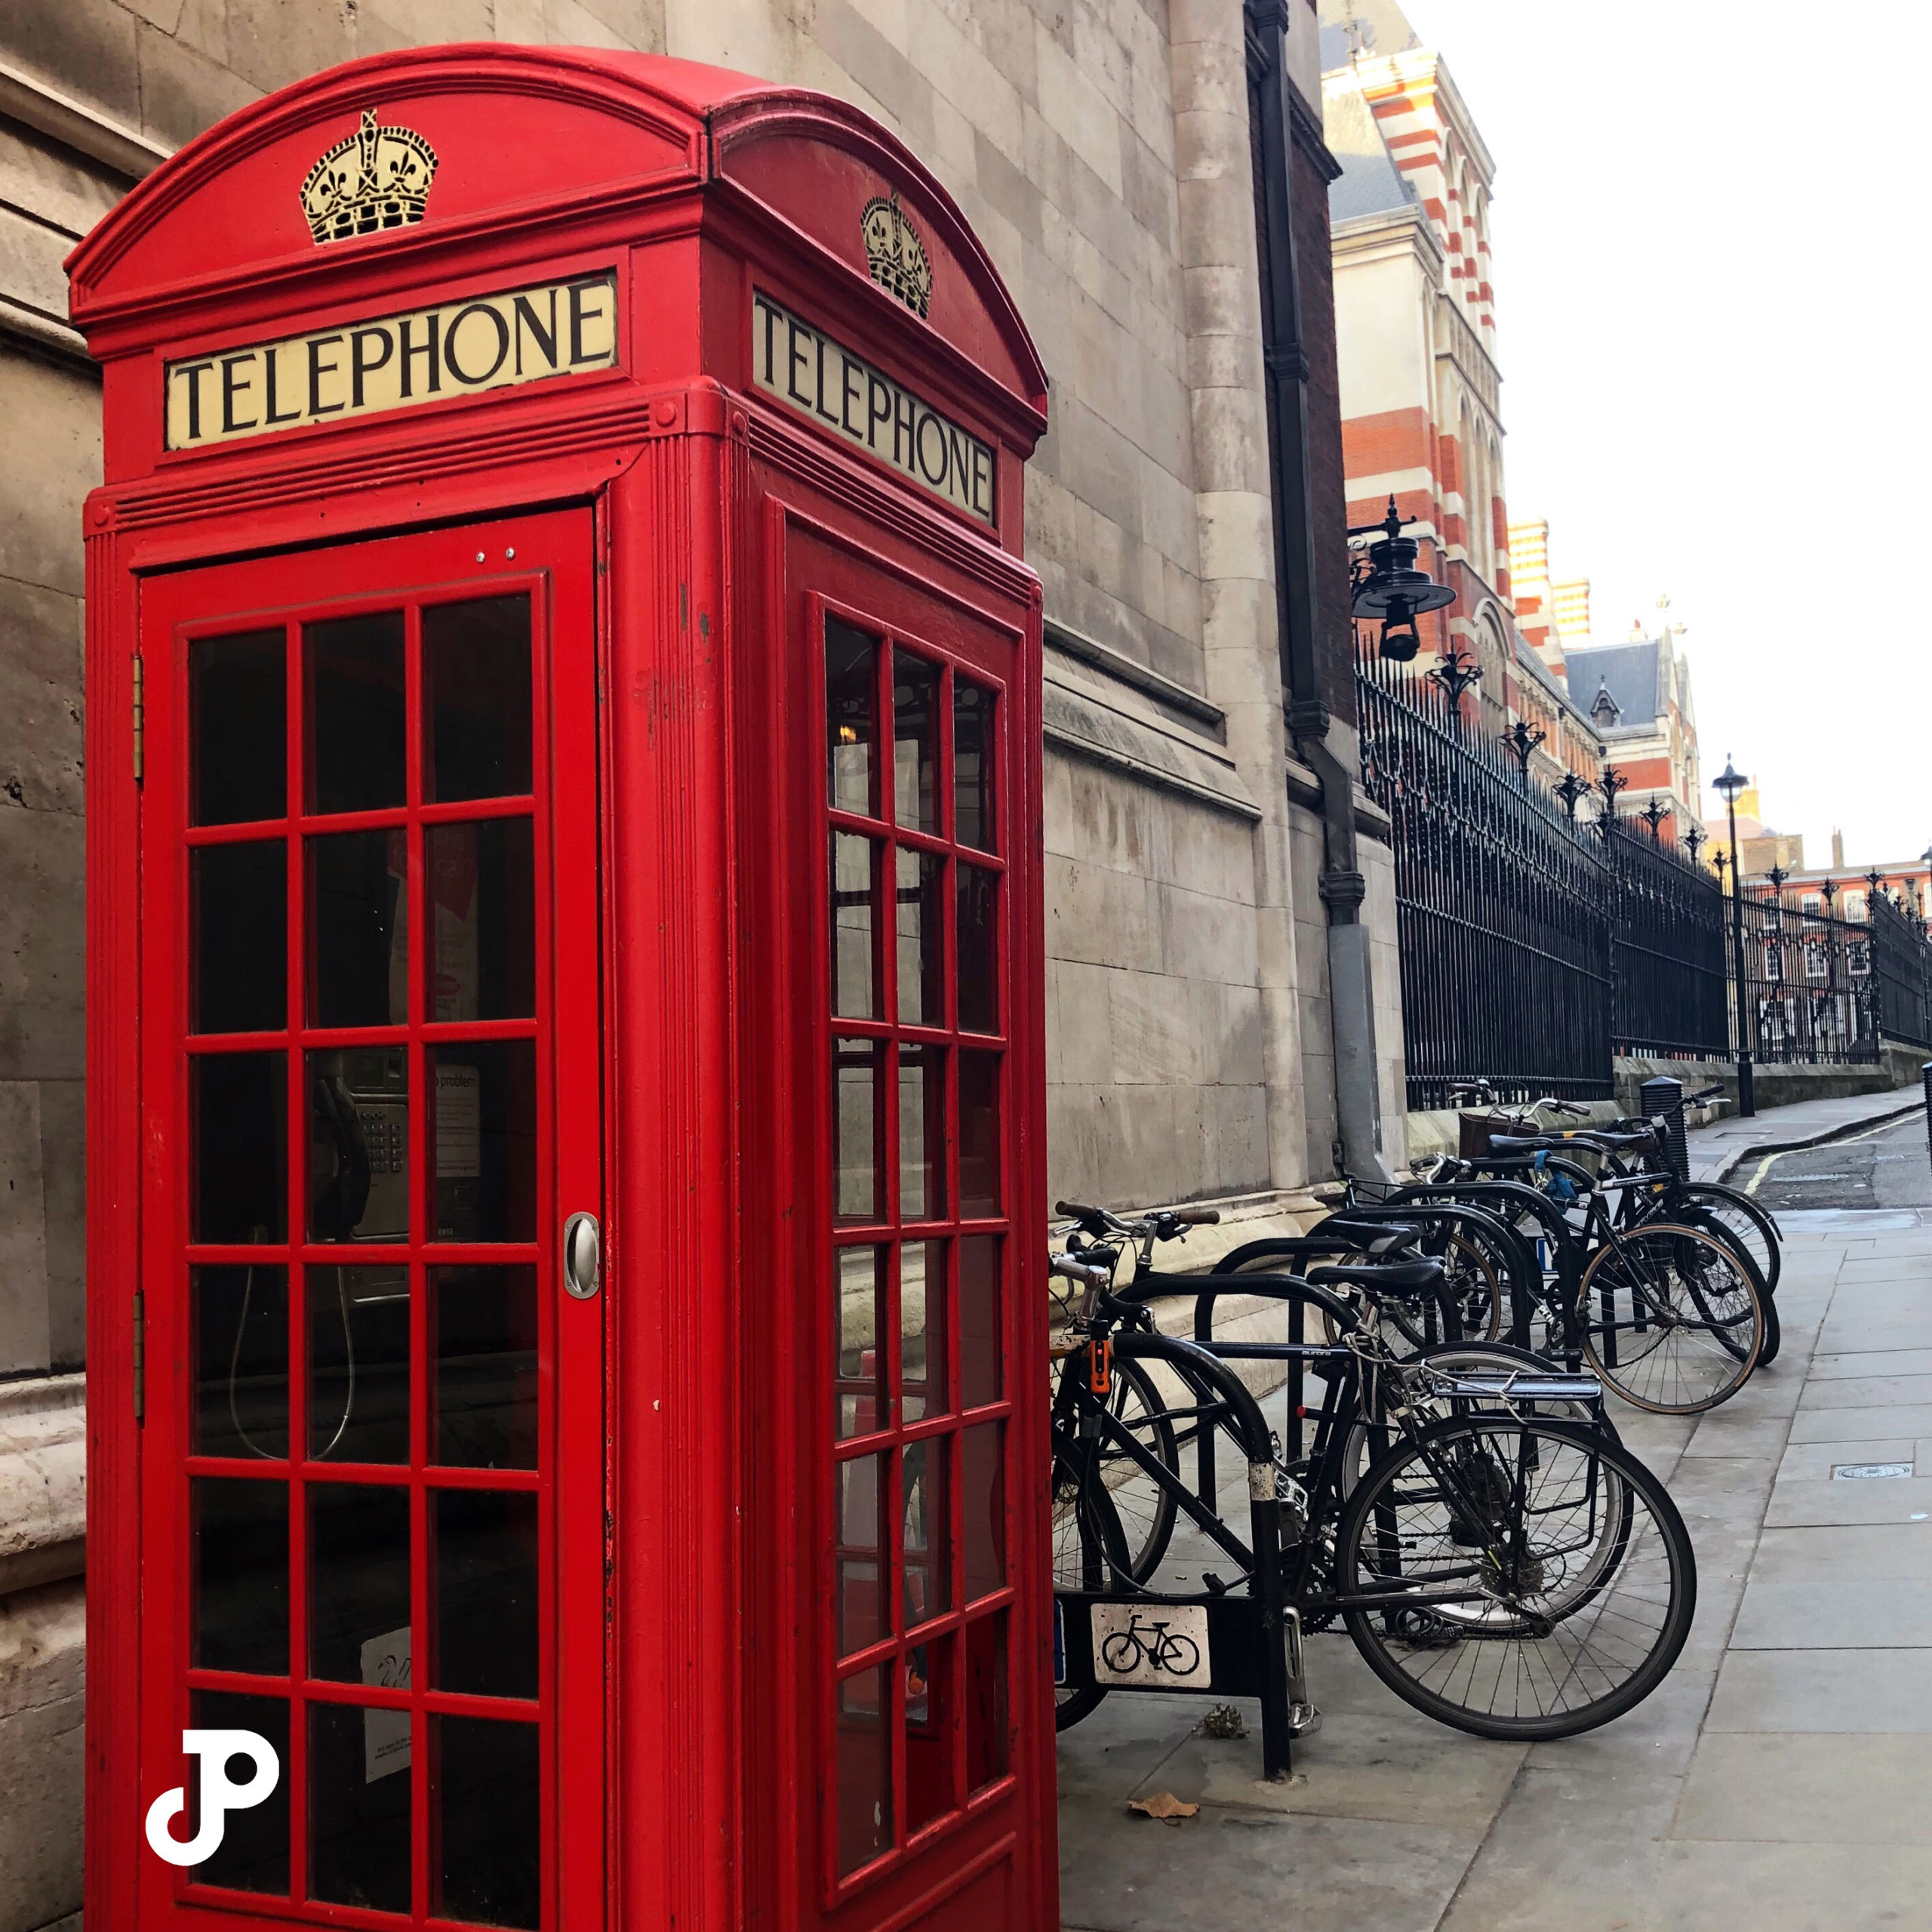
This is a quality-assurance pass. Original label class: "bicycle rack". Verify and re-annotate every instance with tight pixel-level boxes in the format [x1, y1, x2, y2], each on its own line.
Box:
[1054, 1331, 1313, 1780]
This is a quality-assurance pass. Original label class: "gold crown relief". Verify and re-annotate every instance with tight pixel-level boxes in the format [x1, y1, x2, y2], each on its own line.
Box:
[860, 193, 932, 317]
[300, 108, 438, 245]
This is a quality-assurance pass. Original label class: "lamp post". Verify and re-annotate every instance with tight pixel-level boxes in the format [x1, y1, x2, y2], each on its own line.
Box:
[1349, 495, 1457, 662]
[1713, 754, 1755, 1116]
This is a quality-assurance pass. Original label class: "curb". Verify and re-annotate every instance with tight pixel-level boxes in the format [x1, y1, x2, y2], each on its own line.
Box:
[1705, 1097, 1928, 1186]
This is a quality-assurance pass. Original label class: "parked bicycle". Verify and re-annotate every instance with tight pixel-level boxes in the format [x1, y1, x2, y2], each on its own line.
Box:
[1048, 1211, 1697, 1743]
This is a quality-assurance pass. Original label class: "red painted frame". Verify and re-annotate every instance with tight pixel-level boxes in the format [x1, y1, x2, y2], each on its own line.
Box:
[73, 45, 1051, 1932]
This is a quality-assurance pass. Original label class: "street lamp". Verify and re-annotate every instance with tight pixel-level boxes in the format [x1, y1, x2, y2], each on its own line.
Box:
[1349, 496, 1457, 663]
[1713, 753, 1755, 1116]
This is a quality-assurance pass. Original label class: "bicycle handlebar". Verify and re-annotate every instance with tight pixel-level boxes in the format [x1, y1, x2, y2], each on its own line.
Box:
[1169, 1207, 1221, 1226]
[1686, 1083, 1725, 1106]
[1049, 1254, 1114, 1292]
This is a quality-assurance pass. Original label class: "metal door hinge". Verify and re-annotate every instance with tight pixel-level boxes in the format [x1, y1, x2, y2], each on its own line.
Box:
[131, 654, 144, 783]
[132, 1291, 146, 1422]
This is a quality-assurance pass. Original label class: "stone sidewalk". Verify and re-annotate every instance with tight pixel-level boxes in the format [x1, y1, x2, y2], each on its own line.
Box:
[1684, 1087, 1925, 1183]
[1056, 1209, 1932, 1932]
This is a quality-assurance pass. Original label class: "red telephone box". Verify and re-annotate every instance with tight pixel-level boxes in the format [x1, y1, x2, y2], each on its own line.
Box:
[71, 47, 1052, 1932]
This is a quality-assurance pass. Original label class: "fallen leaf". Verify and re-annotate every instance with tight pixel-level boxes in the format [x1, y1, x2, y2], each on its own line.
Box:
[1128, 1791, 1199, 1824]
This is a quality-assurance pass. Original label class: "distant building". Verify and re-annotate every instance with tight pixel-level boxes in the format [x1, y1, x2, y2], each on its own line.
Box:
[1566, 611, 1704, 840]
[1322, 4, 1603, 796]
[1708, 788, 1932, 927]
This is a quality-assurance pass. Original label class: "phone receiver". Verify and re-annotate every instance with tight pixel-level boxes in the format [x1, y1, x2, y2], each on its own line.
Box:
[312, 1073, 372, 1238]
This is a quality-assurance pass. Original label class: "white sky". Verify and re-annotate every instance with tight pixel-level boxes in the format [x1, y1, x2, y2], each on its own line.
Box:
[1394, 0, 1932, 868]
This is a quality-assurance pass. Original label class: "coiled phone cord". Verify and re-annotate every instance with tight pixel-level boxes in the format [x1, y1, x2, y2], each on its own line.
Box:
[227, 1255, 355, 1460]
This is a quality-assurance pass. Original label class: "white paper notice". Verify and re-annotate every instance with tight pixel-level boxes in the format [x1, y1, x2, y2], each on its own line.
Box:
[435, 1062, 482, 1181]
[361, 1626, 412, 1783]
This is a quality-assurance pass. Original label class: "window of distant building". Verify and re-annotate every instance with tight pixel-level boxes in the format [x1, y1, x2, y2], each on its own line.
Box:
[1844, 891, 1867, 921]
[1801, 893, 1821, 913]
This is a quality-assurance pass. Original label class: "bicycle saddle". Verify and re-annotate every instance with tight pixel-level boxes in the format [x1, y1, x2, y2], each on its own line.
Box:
[1306, 1257, 1444, 1293]
[1485, 1134, 1565, 1154]
[1570, 1130, 1656, 1149]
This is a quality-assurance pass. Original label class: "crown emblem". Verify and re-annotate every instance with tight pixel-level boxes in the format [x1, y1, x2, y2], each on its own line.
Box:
[300, 108, 438, 246]
[860, 193, 931, 317]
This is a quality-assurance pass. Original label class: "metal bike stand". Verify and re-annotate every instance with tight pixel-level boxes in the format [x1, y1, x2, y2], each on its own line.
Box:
[1054, 1332, 1313, 1780]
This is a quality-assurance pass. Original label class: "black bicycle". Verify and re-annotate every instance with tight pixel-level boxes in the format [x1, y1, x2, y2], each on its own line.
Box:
[1049, 1223, 1697, 1741]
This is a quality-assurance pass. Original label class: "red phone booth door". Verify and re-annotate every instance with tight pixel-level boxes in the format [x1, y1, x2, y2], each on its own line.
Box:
[134, 510, 605, 1930]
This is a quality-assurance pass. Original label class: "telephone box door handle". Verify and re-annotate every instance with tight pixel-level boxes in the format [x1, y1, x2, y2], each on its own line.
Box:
[564, 1212, 602, 1300]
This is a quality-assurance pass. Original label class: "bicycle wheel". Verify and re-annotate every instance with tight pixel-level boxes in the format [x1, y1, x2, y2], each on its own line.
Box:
[1049, 1357, 1178, 1586]
[1439, 1231, 1506, 1342]
[1676, 1204, 1780, 1367]
[1161, 1632, 1201, 1676]
[1337, 1417, 1695, 1740]
[1575, 1223, 1763, 1413]
[1671, 1183, 1782, 1294]
[1099, 1629, 1143, 1675]
[1050, 1429, 1133, 1731]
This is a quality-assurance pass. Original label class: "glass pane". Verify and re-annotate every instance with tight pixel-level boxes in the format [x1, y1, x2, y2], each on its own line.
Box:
[433, 1489, 539, 1699]
[835, 1247, 883, 1441]
[194, 1477, 288, 1675]
[307, 831, 408, 1029]
[896, 848, 943, 1027]
[893, 650, 939, 833]
[424, 595, 532, 803]
[962, 1423, 1004, 1602]
[833, 1039, 883, 1225]
[192, 842, 288, 1035]
[835, 1666, 892, 1877]
[958, 1051, 1001, 1219]
[956, 865, 998, 1035]
[434, 1266, 539, 1469]
[899, 1045, 944, 1223]
[309, 1266, 410, 1463]
[192, 1053, 288, 1244]
[429, 1041, 537, 1243]
[192, 629, 285, 827]
[965, 1614, 1010, 1790]
[826, 617, 876, 815]
[902, 1435, 949, 1628]
[427, 819, 535, 1021]
[958, 1236, 1001, 1411]
[194, 1264, 289, 1460]
[900, 1240, 946, 1423]
[306, 613, 405, 816]
[830, 832, 880, 1020]
[189, 1692, 290, 1895]
[309, 1700, 411, 1914]
[835, 1454, 884, 1657]
[435, 1715, 540, 1929]
[308, 1048, 408, 1243]
[309, 1482, 411, 1683]
[904, 1637, 954, 1835]
[954, 680, 995, 853]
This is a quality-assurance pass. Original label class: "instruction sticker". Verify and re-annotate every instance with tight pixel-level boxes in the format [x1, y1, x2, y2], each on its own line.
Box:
[1091, 1604, 1211, 1689]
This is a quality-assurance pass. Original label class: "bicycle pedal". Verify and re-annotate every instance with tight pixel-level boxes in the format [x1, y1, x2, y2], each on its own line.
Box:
[1287, 1702, 1322, 1739]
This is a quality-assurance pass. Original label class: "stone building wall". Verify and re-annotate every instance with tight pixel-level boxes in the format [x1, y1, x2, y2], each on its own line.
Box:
[0, 0, 1404, 1921]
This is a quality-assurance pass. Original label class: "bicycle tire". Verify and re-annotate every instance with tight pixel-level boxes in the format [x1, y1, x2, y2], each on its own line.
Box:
[1049, 1358, 1180, 1587]
[1676, 1204, 1780, 1367]
[1669, 1183, 1782, 1295]
[1161, 1632, 1201, 1676]
[1575, 1223, 1763, 1413]
[1337, 1416, 1696, 1740]
[1099, 1630, 1143, 1675]
[1050, 1427, 1134, 1732]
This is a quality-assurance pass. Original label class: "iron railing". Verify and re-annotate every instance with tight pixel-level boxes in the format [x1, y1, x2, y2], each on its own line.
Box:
[1871, 894, 1932, 1050]
[1730, 883, 1878, 1065]
[1357, 650, 1614, 1109]
[1606, 820, 1730, 1060]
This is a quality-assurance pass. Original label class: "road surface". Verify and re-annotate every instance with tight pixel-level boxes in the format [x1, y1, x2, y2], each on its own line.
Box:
[1744, 1109, 1932, 1212]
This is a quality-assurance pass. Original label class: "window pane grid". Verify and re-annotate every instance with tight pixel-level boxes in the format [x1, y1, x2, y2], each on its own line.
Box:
[183, 591, 552, 1926]
[822, 615, 1013, 1897]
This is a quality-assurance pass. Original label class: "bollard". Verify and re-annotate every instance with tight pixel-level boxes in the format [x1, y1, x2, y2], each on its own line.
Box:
[1639, 1075, 1688, 1181]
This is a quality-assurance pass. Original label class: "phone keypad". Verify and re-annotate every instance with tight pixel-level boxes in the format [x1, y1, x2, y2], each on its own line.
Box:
[358, 1107, 408, 1175]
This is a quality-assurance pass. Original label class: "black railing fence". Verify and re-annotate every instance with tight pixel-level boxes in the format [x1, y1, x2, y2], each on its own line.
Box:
[1870, 894, 1932, 1051]
[1355, 648, 1932, 1109]
[1356, 651, 1613, 1109]
[1731, 883, 1877, 1066]
[1606, 821, 1729, 1060]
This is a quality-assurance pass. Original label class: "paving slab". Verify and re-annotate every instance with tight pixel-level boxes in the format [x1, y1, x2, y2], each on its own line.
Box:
[1795, 1371, 1932, 1410]
[1773, 1437, 1916, 1481]
[1655, 1839, 1932, 1931]
[1705, 1647, 1932, 1732]
[1764, 1474, 1932, 1526]
[1730, 1578, 1932, 1648]
[1786, 1401, 1932, 1441]
[1675, 1730, 1932, 1843]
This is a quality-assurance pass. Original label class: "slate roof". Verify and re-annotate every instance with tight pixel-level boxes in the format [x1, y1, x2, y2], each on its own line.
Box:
[1567, 641, 1663, 732]
[1323, 78, 1418, 223]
